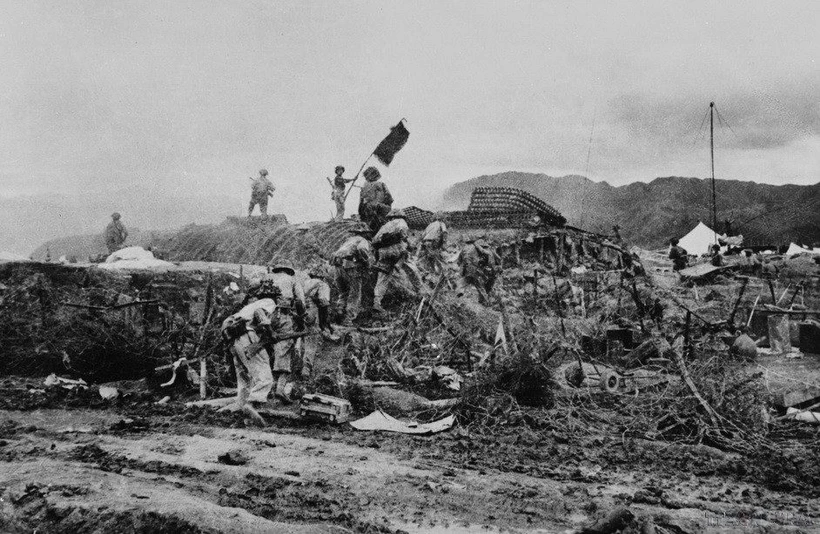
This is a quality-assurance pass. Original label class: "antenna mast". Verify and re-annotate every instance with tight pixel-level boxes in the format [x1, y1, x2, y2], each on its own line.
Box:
[710, 102, 717, 241]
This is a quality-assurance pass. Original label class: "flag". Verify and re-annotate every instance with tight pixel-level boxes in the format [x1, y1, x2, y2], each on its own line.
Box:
[494, 316, 508, 355]
[373, 121, 409, 166]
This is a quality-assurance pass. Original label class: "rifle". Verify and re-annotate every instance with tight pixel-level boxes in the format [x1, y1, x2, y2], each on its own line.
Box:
[249, 176, 274, 197]
[244, 330, 311, 357]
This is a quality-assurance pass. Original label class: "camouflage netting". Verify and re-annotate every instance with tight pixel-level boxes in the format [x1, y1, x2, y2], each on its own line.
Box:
[405, 187, 566, 230]
[154, 218, 360, 269]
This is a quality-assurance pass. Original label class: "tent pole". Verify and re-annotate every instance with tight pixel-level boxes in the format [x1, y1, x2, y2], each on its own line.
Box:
[710, 102, 717, 243]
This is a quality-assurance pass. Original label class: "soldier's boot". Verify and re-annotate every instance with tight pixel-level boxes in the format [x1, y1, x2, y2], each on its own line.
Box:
[274, 372, 292, 403]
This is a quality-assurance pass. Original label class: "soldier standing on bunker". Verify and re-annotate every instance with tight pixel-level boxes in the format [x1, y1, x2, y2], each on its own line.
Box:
[372, 209, 414, 314]
[332, 224, 374, 325]
[219, 283, 281, 416]
[457, 234, 501, 305]
[261, 260, 307, 402]
[416, 212, 448, 275]
[668, 238, 688, 271]
[104, 212, 128, 254]
[330, 165, 355, 221]
[358, 166, 393, 233]
[248, 168, 275, 217]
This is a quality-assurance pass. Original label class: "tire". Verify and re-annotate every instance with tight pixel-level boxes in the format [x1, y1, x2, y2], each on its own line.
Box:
[599, 369, 621, 393]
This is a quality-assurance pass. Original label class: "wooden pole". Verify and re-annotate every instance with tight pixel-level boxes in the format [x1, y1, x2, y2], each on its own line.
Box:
[494, 292, 518, 354]
[746, 294, 761, 328]
[676, 312, 720, 427]
[343, 151, 376, 201]
[710, 102, 717, 241]
[767, 279, 777, 304]
[552, 274, 566, 336]
[727, 277, 748, 328]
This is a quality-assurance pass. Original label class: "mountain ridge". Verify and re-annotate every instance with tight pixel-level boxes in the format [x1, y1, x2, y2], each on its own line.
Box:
[443, 173, 820, 247]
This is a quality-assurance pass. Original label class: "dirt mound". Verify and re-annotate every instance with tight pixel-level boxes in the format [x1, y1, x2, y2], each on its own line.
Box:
[155, 218, 357, 268]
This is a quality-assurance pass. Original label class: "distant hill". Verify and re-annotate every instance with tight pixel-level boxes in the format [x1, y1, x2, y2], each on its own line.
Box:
[0, 189, 245, 257]
[443, 173, 820, 248]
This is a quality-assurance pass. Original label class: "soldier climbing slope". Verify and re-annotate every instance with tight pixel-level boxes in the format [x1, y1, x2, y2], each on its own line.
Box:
[248, 168, 275, 217]
[415, 212, 448, 275]
[301, 262, 338, 378]
[104, 212, 128, 254]
[260, 260, 306, 402]
[457, 233, 501, 305]
[372, 209, 416, 314]
[332, 224, 374, 325]
[218, 283, 281, 416]
[358, 166, 393, 233]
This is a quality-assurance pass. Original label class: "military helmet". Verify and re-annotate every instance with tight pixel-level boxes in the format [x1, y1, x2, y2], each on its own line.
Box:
[363, 166, 381, 182]
[271, 259, 296, 276]
[259, 169, 269, 176]
[254, 279, 282, 302]
[308, 262, 329, 279]
[111, 212, 121, 220]
[386, 208, 406, 219]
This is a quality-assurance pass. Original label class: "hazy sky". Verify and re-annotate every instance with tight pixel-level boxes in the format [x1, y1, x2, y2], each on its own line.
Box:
[1, 1, 818, 224]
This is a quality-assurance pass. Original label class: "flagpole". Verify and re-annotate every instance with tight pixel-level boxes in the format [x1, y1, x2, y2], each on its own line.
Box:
[342, 151, 375, 201]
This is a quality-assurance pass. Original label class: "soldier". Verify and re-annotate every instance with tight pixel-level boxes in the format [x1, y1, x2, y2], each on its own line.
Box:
[710, 243, 724, 267]
[372, 209, 414, 314]
[416, 212, 448, 275]
[261, 260, 306, 402]
[358, 166, 393, 233]
[332, 224, 373, 325]
[612, 225, 624, 246]
[457, 233, 500, 305]
[301, 262, 337, 378]
[248, 169, 275, 217]
[104, 212, 128, 254]
[329, 165, 355, 221]
[668, 238, 688, 271]
[219, 283, 281, 414]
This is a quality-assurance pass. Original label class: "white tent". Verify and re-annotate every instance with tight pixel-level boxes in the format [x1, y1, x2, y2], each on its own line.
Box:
[678, 222, 723, 256]
[786, 243, 820, 257]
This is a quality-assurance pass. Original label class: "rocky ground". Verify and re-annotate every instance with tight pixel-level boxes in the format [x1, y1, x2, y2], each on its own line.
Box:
[2, 245, 820, 533]
[1, 377, 818, 534]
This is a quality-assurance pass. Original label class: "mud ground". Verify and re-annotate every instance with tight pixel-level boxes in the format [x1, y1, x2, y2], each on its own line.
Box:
[1, 380, 818, 534]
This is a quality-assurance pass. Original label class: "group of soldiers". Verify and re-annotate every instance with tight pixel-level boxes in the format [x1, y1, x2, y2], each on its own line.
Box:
[103, 164, 504, 415]
[220, 164, 506, 413]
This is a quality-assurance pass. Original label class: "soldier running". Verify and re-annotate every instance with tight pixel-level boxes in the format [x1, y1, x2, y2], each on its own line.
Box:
[457, 233, 501, 305]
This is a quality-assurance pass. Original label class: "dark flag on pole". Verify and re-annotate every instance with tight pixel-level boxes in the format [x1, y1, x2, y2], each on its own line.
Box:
[373, 120, 410, 166]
